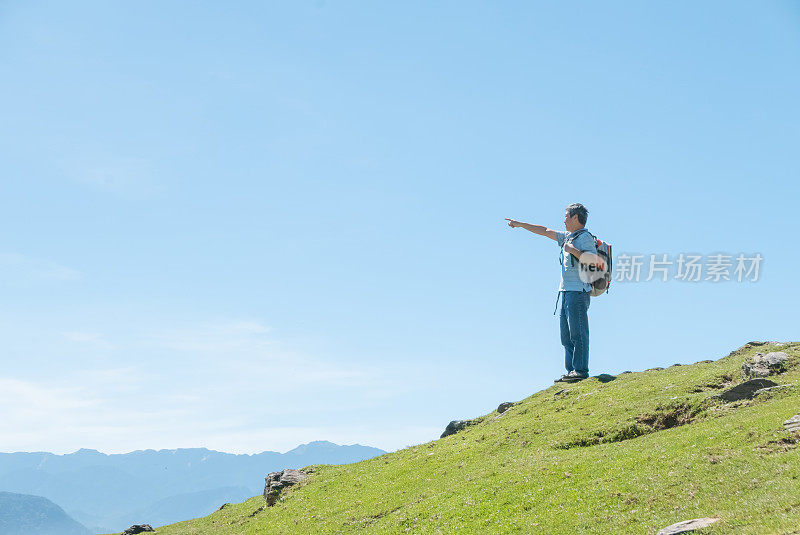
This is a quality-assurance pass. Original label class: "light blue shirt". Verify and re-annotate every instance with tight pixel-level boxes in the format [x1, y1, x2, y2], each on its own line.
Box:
[555, 228, 597, 292]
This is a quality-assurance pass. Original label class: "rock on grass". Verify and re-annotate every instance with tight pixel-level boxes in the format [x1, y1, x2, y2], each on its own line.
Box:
[656, 517, 719, 534]
[263, 469, 308, 506]
[785, 414, 800, 432]
[742, 351, 790, 377]
[715, 379, 778, 402]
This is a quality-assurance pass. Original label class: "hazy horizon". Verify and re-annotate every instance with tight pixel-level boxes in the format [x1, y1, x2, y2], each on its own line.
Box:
[0, 440, 386, 457]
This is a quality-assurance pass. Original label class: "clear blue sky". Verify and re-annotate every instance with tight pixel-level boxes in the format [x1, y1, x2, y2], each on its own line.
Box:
[1, 1, 798, 454]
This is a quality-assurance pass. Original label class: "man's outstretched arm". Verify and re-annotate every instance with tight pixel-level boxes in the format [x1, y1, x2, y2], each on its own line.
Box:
[505, 219, 558, 241]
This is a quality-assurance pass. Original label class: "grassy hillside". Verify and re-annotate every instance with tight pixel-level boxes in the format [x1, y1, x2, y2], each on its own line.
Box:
[116, 342, 800, 534]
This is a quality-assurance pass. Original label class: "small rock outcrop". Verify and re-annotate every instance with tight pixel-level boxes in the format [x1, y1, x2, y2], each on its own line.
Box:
[785, 414, 800, 432]
[742, 352, 790, 378]
[753, 385, 790, 396]
[264, 468, 308, 506]
[497, 402, 515, 414]
[715, 379, 778, 402]
[440, 419, 474, 438]
[122, 526, 155, 535]
[656, 517, 719, 534]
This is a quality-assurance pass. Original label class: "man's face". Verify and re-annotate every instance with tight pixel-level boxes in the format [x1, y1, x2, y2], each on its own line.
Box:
[564, 210, 578, 231]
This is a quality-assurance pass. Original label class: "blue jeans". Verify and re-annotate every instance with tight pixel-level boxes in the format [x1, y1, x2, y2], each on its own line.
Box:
[559, 290, 590, 375]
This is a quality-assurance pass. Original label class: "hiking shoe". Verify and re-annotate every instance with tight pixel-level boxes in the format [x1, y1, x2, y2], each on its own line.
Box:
[554, 373, 572, 383]
[563, 371, 589, 382]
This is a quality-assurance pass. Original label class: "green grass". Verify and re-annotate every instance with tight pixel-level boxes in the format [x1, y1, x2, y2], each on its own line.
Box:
[112, 342, 800, 534]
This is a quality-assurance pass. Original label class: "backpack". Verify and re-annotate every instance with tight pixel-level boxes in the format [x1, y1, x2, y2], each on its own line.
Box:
[563, 228, 613, 297]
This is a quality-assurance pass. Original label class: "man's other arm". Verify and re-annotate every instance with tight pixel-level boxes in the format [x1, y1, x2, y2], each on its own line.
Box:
[565, 233, 601, 266]
[563, 242, 583, 260]
[505, 219, 558, 241]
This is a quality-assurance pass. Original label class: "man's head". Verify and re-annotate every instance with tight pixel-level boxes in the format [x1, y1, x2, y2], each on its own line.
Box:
[563, 203, 588, 232]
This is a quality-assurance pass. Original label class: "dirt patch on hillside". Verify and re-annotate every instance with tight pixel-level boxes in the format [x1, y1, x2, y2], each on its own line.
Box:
[756, 434, 800, 454]
[555, 400, 704, 450]
[636, 401, 702, 430]
[690, 373, 734, 393]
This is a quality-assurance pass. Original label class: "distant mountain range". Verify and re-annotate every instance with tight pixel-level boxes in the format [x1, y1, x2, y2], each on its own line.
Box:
[0, 441, 385, 534]
[0, 491, 91, 535]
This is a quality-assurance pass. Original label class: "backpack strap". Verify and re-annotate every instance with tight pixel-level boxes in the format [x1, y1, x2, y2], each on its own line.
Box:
[562, 228, 590, 266]
[553, 290, 562, 315]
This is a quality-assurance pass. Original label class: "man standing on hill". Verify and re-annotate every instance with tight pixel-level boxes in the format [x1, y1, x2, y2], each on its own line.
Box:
[506, 203, 598, 383]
